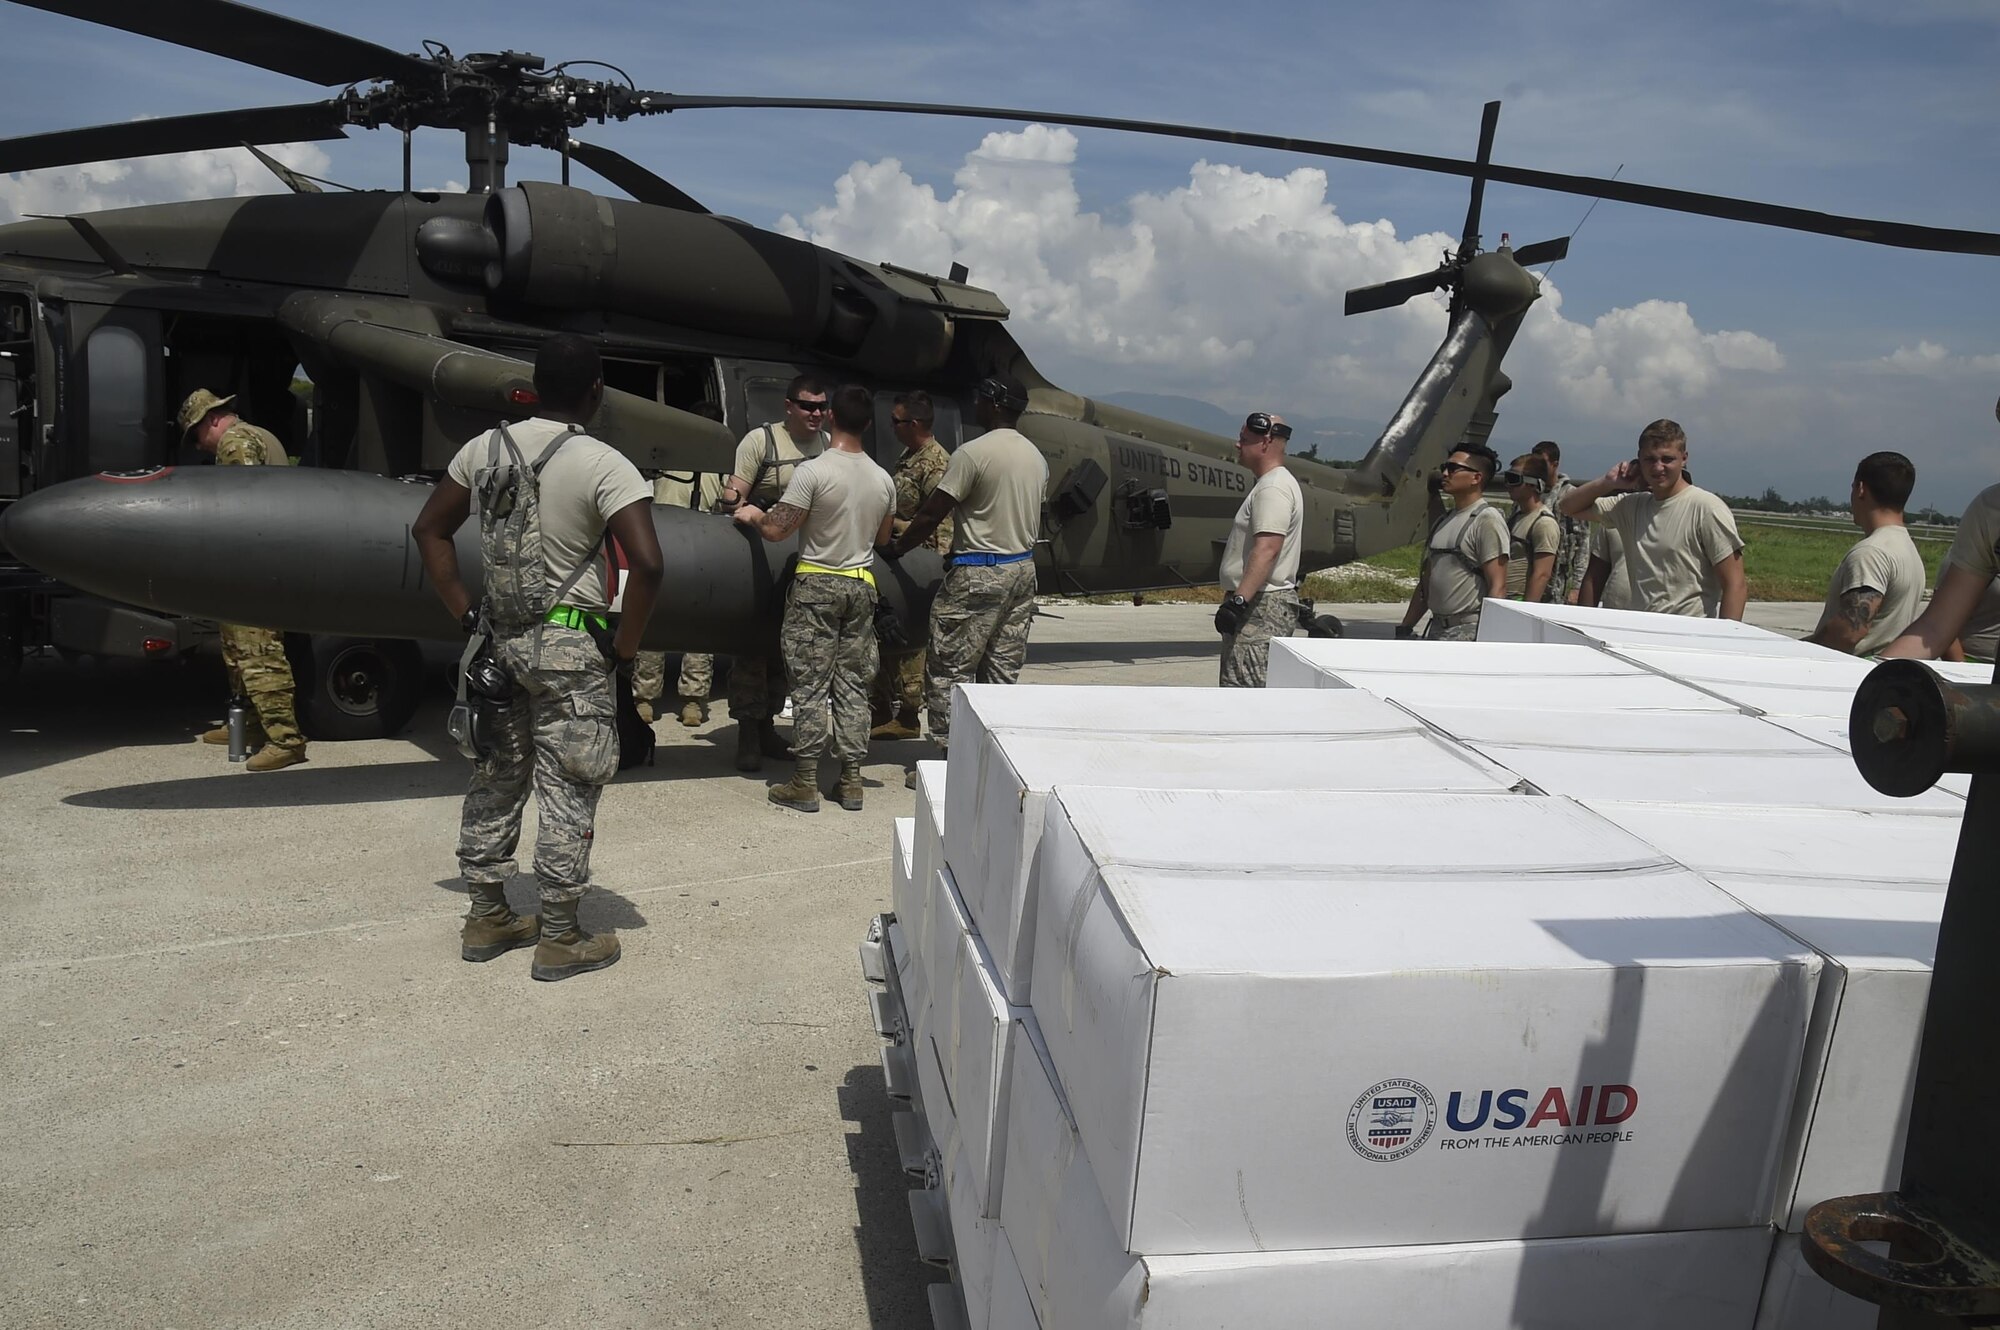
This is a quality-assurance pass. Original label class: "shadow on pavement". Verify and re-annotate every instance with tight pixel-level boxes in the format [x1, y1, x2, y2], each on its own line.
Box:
[841, 1063, 947, 1329]
[433, 876, 651, 933]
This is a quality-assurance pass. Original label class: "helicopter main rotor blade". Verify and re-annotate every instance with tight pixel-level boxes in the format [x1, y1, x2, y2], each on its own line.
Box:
[0, 102, 350, 176]
[565, 139, 709, 214]
[1344, 269, 1448, 317]
[1458, 100, 1500, 258]
[646, 95, 2000, 258]
[13, 0, 435, 85]
[1509, 236, 1570, 268]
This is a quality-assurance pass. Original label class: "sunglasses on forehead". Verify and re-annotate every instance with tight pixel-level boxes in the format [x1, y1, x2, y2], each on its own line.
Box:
[1243, 412, 1293, 441]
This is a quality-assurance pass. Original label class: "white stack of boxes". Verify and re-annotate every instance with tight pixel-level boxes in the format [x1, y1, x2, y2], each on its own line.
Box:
[1265, 622, 1964, 1329]
[876, 610, 1966, 1327]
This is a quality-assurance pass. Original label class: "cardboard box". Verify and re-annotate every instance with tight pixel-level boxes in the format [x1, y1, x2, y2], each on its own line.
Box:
[892, 815, 917, 938]
[1477, 600, 1829, 658]
[944, 684, 1523, 1002]
[1267, 638, 1739, 713]
[926, 864, 976, 1091]
[987, 1230, 1040, 1330]
[902, 762, 949, 1015]
[1752, 1231, 1879, 1330]
[1001, 1024, 1775, 1329]
[941, 922, 1036, 1217]
[1394, 703, 1965, 812]
[943, 1132, 1002, 1330]
[1605, 647, 1873, 719]
[1029, 787, 1817, 1254]
[1584, 799, 1957, 1227]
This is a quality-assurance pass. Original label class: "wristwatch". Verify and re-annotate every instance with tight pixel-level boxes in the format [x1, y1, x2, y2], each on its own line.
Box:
[459, 607, 480, 635]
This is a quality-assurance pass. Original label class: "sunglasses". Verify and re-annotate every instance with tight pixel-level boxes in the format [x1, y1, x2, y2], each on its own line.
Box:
[1500, 470, 1543, 488]
[1438, 462, 1481, 477]
[1242, 413, 1293, 441]
[788, 398, 829, 412]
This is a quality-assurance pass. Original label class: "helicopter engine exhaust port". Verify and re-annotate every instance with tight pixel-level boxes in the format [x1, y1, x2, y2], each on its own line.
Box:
[475, 183, 957, 374]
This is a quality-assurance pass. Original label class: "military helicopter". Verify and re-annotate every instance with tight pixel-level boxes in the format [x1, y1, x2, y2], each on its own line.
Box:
[2, 0, 1994, 738]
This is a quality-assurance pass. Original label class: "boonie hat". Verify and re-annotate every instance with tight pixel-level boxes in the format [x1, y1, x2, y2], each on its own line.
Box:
[178, 389, 235, 438]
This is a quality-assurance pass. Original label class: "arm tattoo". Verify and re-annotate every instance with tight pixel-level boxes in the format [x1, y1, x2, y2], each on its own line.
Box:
[763, 503, 808, 538]
[1838, 586, 1884, 634]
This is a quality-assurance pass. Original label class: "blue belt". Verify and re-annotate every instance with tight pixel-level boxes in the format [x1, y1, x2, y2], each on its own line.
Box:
[949, 551, 1032, 567]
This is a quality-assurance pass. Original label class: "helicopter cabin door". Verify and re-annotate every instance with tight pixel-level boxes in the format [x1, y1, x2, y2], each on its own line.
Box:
[62, 302, 164, 481]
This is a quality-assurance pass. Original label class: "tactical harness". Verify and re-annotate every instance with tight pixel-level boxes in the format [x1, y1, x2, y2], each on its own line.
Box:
[448, 423, 608, 762]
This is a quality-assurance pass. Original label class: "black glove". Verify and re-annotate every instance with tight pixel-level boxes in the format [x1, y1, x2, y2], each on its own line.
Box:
[1213, 593, 1251, 636]
[874, 600, 911, 650]
[584, 617, 620, 670]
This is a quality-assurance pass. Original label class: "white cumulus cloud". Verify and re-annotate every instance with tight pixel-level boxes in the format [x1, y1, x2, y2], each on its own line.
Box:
[1874, 340, 2000, 379]
[778, 128, 1782, 427]
[0, 142, 333, 225]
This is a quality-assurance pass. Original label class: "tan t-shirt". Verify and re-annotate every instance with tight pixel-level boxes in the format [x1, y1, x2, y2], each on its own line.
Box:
[653, 471, 724, 512]
[1590, 521, 1641, 612]
[733, 422, 825, 505]
[937, 427, 1047, 556]
[1425, 498, 1508, 620]
[1597, 485, 1744, 617]
[1505, 505, 1561, 600]
[1822, 524, 1928, 656]
[779, 448, 897, 572]
[447, 417, 652, 613]
[1944, 485, 2000, 660]
[1219, 467, 1305, 596]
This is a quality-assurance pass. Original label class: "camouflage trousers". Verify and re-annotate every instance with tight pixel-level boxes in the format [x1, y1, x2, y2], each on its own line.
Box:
[925, 560, 1037, 750]
[220, 623, 303, 749]
[871, 648, 925, 726]
[780, 574, 879, 763]
[1218, 589, 1300, 689]
[1426, 611, 1481, 642]
[633, 650, 714, 704]
[457, 624, 619, 906]
[726, 649, 788, 721]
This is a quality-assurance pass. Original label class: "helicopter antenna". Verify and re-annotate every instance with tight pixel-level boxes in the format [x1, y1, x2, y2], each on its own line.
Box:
[1536, 164, 1623, 280]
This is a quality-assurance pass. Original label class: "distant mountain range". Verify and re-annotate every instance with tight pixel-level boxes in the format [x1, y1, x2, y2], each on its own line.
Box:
[1096, 392, 1386, 462]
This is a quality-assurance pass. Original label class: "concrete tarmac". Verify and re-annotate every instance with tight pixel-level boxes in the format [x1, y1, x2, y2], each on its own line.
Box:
[1, 601, 1822, 1328]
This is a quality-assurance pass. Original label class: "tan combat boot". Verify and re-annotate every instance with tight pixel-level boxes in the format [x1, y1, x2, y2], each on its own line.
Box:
[201, 722, 266, 745]
[836, 762, 865, 812]
[870, 717, 920, 741]
[634, 699, 655, 724]
[460, 882, 539, 962]
[530, 898, 621, 982]
[734, 722, 762, 772]
[678, 697, 705, 727]
[768, 757, 821, 812]
[244, 743, 307, 772]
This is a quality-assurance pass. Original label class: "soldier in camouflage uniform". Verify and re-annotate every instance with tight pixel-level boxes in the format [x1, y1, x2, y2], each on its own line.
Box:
[1213, 411, 1304, 688]
[632, 465, 722, 725]
[735, 384, 897, 812]
[179, 389, 308, 772]
[871, 391, 953, 740]
[411, 335, 663, 982]
[718, 376, 830, 771]
[888, 375, 1048, 770]
[1535, 440, 1588, 605]
[633, 400, 727, 727]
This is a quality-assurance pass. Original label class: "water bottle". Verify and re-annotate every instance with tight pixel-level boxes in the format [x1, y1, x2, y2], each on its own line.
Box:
[227, 696, 250, 762]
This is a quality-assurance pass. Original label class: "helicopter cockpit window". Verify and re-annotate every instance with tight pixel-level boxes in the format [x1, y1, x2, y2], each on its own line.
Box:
[84, 326, 149, 473]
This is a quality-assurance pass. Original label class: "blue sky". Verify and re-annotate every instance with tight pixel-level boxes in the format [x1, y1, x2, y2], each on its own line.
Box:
[5, 0, 1996, 508]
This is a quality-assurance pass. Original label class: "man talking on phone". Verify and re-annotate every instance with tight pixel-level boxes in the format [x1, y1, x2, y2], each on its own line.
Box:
[1559, 419, 1746, 620]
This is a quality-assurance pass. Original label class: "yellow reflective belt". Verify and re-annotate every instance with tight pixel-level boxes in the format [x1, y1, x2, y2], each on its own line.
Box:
[795, 559, 876, 588]
[546, 604, 609, 631]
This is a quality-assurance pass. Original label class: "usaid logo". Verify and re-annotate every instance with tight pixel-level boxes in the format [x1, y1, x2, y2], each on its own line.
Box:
[1346, 1078, 1438, 1162]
